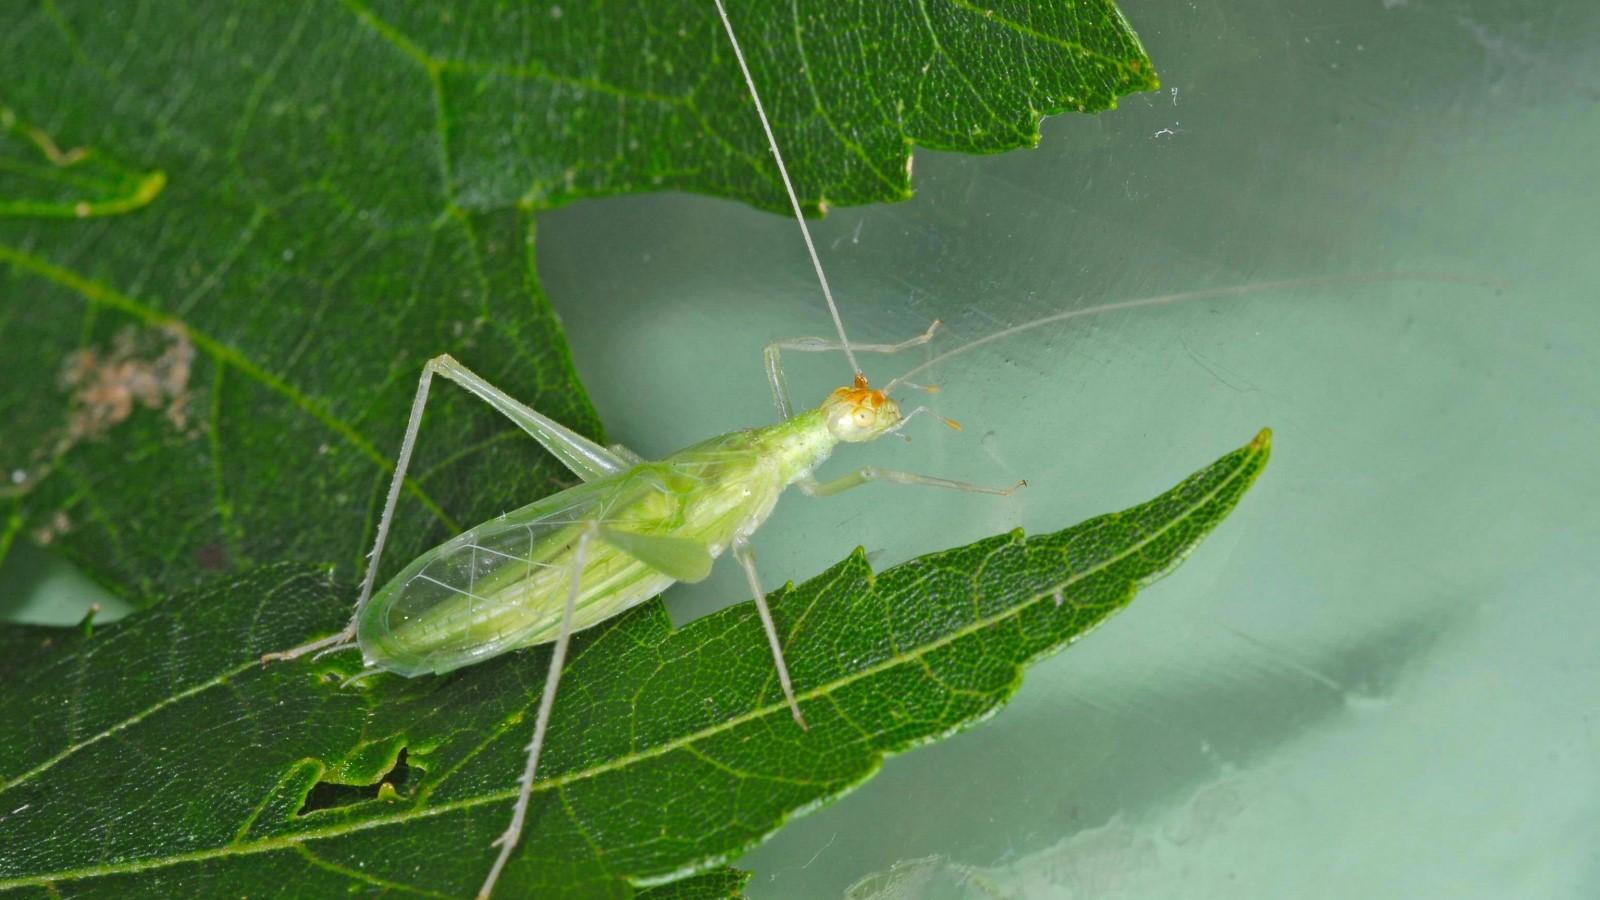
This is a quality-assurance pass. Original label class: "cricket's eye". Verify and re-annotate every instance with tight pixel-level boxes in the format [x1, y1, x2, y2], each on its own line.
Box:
[853, 408, 875, 427]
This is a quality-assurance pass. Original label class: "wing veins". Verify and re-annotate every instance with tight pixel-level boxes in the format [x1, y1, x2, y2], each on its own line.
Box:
[463, 542, 556, 569]
[414, 572, 502, 607]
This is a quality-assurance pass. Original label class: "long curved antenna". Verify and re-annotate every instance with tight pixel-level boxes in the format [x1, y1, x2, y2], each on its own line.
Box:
[713, 0, 861, 377]
[884, 271, 1503, 393]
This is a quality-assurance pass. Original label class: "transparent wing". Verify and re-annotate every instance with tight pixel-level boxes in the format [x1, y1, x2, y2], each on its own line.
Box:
[358, 468, 686, 676]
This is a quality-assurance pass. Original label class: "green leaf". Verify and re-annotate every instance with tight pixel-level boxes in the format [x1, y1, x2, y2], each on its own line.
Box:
[0, 1, 1157, 602]
[0, 430, 1267, 898]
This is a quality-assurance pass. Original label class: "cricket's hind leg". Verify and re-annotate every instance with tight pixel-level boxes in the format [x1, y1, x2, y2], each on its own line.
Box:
[261, 631, 360, 665]
[477, 526, 595, 899]
[264, 355, 626, 667]
[762, 322, 942, 420]
[732, 538, 807, 730]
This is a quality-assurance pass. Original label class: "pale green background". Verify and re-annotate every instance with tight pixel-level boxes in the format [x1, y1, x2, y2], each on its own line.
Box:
[5, 0, 1595, 896]
[541, 0, 1600, 896]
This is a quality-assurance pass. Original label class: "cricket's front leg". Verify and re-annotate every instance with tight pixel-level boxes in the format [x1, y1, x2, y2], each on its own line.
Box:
[762, 322, 942, 421]
[798, 466, 1025, 498]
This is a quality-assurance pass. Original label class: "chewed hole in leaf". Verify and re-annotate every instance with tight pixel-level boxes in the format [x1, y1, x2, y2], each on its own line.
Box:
[297, 748, 414, 816]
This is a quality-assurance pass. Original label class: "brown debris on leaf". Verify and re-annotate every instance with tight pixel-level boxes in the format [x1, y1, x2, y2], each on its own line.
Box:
[3, 324, 199, 499]
[59, 323, 197, 439]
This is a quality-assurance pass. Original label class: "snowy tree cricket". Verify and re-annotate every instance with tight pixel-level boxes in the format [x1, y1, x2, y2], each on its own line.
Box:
[262, 3, 1021, 896]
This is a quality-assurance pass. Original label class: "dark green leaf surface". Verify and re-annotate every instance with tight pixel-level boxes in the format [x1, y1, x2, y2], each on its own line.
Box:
[0, 0, 1157, 602]
[0, 430, 1267, 898]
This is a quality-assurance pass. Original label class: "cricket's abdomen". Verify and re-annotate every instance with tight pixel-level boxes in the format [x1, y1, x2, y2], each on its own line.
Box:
[356, 474, 678, 677]
[356, 427, 810, 678]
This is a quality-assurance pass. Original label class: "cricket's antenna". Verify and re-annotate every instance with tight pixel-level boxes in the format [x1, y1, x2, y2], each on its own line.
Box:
[881, 271, 1505, 394]
[713, 0, 862, 377]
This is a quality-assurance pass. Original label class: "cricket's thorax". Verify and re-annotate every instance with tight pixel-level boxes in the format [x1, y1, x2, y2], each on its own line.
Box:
[752, 407, 841, 486]
[661, 407, 838, 548]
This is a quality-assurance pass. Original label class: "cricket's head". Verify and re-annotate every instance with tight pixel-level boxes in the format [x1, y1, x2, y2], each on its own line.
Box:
[822, 373, 901, 442]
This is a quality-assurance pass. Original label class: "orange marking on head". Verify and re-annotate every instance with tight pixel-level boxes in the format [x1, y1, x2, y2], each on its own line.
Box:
[832, 374, 888, 410]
